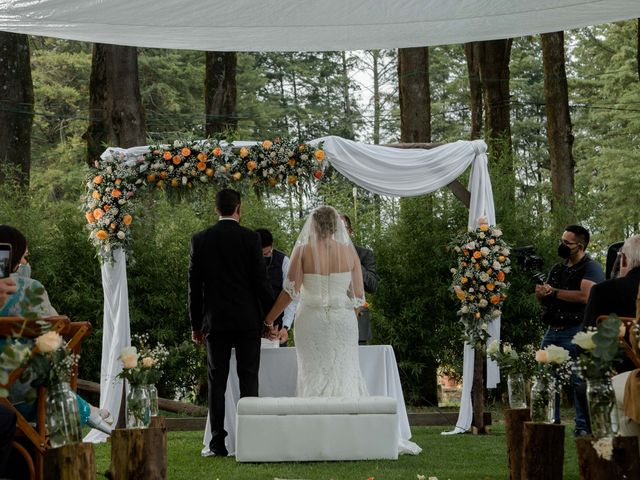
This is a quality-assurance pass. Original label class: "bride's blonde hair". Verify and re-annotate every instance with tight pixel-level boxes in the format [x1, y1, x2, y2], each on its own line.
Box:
[312, 206, 337, 239]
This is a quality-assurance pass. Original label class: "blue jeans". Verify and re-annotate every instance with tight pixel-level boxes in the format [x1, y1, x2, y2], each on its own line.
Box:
[541, 325, 590, 433]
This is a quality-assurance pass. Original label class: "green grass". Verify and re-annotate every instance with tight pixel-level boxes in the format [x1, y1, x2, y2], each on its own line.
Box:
[94, 424, 581, 479]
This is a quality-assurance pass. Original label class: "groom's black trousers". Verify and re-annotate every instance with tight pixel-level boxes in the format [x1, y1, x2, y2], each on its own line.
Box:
[206, 329, 261, 451]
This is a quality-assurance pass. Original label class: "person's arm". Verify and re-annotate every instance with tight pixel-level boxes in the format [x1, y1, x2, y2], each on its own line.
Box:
[265, 290, 293, 327]
[551, 279, 596, 304]
[281, 255, 297, 329]
[0, 278, 17, 310]
[188, 235, 204, 344]
[360, 248, 379, 294]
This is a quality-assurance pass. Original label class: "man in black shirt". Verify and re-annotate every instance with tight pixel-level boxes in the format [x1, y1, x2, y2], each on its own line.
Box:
[536, 225, 604, 436]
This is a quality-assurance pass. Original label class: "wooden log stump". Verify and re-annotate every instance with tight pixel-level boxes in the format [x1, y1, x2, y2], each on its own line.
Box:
[44, 443, 96, 480]
[576, 436, 640, 480]
[109, 426, 167, 480]
[521, 422, 565, 480]
[504, 408, 530, 480]
[150, 416, 166, 429]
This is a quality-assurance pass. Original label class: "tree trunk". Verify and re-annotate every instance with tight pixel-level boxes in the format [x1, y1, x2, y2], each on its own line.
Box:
[205, 52, 237, 136]
[0, 32, 33, 187]
[477, 39, 513, 174]
[637, 19, 639, 81]
[471, 347, 486, 433]
[542, 31, 575, 229]
[575, 436, 640, 479]
[85, 44, 146, 165]
[464, 42, 483, 140]
[504, 408, 531, 480]
[341, 52, 355, 139]
[44, 443, 96, 480]
[372, 50, 381, 145]
[109, 427, 167, 480]
[398, 47, 431, 143]
[521, 422, 565, 480]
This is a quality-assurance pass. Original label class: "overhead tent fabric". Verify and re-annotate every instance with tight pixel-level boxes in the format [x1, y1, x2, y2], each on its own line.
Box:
[82, 136, 498, 442]
[0, 1, 639, 51]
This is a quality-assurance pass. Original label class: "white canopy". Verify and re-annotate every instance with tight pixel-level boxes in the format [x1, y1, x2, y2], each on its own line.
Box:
[1, 0, 639, 51]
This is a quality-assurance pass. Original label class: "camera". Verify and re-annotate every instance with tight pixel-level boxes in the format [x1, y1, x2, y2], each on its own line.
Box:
[0, 243, 11, 279]
[512, 246, 546, 285]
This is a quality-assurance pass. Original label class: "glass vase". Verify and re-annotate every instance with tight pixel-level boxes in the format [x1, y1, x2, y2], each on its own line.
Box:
[127, 384, 151, 428]
[507, 373, 527, 409]
[530, 378, 554, 423]
[146, 384, 159, 417]
[587, 376, 619, 437]
[46, 382, 82, 448]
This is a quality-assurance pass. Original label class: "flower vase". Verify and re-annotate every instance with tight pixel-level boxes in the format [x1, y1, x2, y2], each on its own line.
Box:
[46, 382, 82, 448]
[127, 384, 151, 428]
[586, 376, 619, 437]
[530, 378, 554, 423]
[146, 384, 159, 417]
[507, 373, 527, 409]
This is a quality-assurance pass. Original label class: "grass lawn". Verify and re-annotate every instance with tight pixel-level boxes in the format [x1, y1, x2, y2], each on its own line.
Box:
[93, 424, 581, 479]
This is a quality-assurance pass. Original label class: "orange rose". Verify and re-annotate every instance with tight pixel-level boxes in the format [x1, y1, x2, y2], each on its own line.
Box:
[93, 208, 104, 219]
[486, 283, 495, 291]
[246, 160, 257, 171]
[473, 251, 482, 259]
[498, 255, 506, 263]
[197, 162, 207, 171]
[233, 172, 242, 181]
[212, 147, 222, 157]
[159, 171, 168, 179]
[456, 290, 466, 301]
[239, 147, 249, 158]
[156, 180, 165, 189]
[110, 223, 117, 230]
[479, 224, 489, 232]
[172, 155, 182, 165]
[181, 147, 191, 157]
[299, 144, 306, 152]
[92, 190, 101, 200]
[489, 239, 495, 245]
[115, 178, 122, 186]
[268, 177, 277, 187]
[197, 152, 207, 162]
[315, 150, 325, 161]
[262, 140, 273, 150]
[111, 189, 122, 198]
[123, 214, 133, 226]
[475, 312, 481, 319]
[288, 175, 297, 185]
[497, 271, 505, 282]
[95, 230, 108, 240]
[146, 173, 157, 182]
[171, 178, 179, 188]
[103, 204, 111, 211]
[490, 295, 500, 305]
[93, 175, 103, 185]
[314, 170, 323, 179]
[288, 158, 296, 167]
[85, 212, 95, 224]
[163, 151, 172, 160]
[463, 250, 469, 257]
[205, 168, 214, 177]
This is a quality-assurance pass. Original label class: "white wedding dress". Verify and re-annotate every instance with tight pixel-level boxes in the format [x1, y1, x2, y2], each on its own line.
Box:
[294, 272, 368, 398]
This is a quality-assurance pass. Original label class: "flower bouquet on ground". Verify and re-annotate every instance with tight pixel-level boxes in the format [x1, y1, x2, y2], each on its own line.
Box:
[450, 217, 511, 349]
[531, 345, 574, 423]
[487, 340, 536, 408]
[572, 315, 625, 437]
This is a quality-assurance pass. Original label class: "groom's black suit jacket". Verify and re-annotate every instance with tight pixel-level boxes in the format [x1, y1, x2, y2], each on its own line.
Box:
[188, 219, 274, 333]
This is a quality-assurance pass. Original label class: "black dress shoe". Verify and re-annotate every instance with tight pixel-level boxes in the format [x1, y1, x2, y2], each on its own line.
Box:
[207, 444, 228, 457]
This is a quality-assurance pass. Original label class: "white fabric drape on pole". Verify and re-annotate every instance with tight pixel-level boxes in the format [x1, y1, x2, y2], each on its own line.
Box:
[84, 247, 131, 443]
[1, 1, 639, 51]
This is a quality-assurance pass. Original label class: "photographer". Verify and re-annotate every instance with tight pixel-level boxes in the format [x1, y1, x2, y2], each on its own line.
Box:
[536, 225, 604, 437]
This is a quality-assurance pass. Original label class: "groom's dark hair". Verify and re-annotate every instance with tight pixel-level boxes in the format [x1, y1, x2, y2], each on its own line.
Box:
[216, 188, 241, 216]
[255, 228, 273, 247]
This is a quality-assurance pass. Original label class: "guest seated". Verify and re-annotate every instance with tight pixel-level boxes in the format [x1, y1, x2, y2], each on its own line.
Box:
[0, 225, 112, 434]
[0, 404, 16, 478]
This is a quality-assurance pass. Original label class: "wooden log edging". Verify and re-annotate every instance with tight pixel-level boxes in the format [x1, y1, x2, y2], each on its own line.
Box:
[504, 408, 530, 480]
[44, 443, 96, 480]
[521, 422, 565, 480]
[576, 436, 640, 480]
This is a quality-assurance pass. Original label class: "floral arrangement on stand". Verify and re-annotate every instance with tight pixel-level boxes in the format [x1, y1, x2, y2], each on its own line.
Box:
[572, 315, 625, 438]
[450, 217, 511, 348]
[487, 340, 537, 408]
[117, 335, 169, 427]
[531, 345, 574, 422]
[82, 137, 326, 260]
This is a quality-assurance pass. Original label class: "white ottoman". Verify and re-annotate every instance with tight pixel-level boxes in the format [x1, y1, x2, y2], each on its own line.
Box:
[235, 396, 399, 462]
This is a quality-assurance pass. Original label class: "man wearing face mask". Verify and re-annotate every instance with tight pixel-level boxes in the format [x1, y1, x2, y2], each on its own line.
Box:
[535, 225, 604, 436]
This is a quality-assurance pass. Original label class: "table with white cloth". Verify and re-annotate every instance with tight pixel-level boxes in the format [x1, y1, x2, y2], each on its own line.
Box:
[201, 344, 413, 456]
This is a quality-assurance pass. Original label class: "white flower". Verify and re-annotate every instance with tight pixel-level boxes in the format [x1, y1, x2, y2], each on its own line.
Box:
[480, 247, 490, 257]
[492, 228, 503, 237]
[477, 216, 488, 225]
[487, 340, 499, 354]
[545, 345, 570, 364]
[535, 349, 548, 363]
[460, 306, 469, 314]
[450, 268, 457, 274]
[502, 248, 510, 256]
[481, 323, 488, 331]
[491, 309, 501, 318]
[479, 299, 488, 308]
[35, 331, 64, 353]
[503, 266, 511, 273]
[572, 331, 596, 350]
[482, 260, 489, 267]
[465, 242, 476, 250]
[592, 437, 614, 461]
[117, 231, 126, 240]
[479, 272, 490, 282]
[182, 176, 188, 185]
[120, 346, 139, 369]
[478, 232, 486, 239]
[492, 261, 502, 270]
[173, 140, 181, 147]
[503, 343, 513, 354]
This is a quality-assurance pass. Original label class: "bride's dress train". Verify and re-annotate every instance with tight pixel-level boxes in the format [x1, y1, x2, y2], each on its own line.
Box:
[293, 272, 421, 455]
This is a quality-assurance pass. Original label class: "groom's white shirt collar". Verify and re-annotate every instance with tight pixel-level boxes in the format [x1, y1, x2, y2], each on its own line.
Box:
[218, 216, 239, 222]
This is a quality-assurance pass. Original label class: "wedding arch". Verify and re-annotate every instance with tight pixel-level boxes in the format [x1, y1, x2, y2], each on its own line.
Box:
[82, 135, 497, 441]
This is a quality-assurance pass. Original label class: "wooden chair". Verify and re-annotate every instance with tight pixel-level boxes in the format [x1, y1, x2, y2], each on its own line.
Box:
[0, 316, 92, 480]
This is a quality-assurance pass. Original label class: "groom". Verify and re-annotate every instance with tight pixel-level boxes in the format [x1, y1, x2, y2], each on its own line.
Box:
[189, 188, 274, 456]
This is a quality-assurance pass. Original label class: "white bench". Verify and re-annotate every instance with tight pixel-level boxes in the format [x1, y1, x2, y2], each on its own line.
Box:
[235, 396, 399, 462]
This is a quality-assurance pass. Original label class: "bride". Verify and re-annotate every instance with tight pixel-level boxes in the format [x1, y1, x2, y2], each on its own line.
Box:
[264, 205, 368, 397]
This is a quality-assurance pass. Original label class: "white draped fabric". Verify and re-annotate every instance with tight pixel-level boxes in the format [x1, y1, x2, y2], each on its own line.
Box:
[84, 248, 130, 443]
[84, 136, 497, 441]
[1, 1, 639, 51]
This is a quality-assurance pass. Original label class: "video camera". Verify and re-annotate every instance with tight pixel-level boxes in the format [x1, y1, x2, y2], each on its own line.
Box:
[512, 246, 546, 285]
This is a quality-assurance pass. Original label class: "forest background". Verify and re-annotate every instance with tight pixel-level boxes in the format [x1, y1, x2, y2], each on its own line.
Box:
[0, 20, 638, 407]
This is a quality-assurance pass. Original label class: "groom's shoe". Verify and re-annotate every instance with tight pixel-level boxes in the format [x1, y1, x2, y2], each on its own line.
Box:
[207, 443, 228, 457]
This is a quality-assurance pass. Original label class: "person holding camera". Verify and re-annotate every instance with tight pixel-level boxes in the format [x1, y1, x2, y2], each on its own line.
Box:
[535, 225, 604, 436]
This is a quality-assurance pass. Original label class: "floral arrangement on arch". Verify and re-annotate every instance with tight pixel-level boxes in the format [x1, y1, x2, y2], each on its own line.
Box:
[82, 137, 326, 259]
[450, 217, 511, 348]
